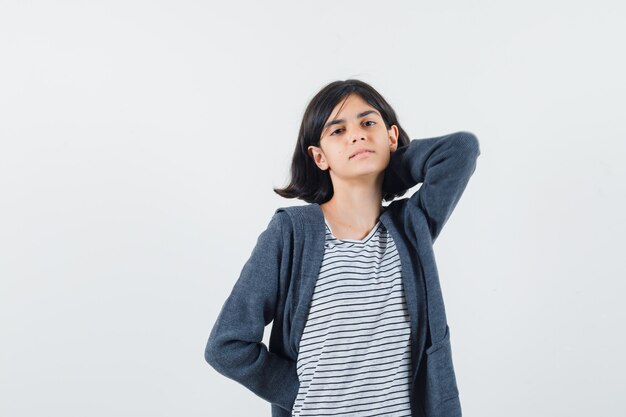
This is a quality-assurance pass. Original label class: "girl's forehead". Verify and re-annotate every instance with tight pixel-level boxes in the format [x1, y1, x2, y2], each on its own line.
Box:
[334, 93, 368, 109]
[328, 94, 374, 119]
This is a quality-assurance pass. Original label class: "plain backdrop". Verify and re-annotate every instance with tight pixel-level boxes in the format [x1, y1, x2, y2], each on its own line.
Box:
[1, 1, 625, 416]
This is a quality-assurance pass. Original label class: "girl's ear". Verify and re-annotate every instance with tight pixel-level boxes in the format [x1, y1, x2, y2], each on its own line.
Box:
[388, 125, 400, 153]
[308, 145, 330, 171]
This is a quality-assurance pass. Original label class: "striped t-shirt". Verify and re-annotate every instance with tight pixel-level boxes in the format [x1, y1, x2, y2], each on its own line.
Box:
[292, 217, 413, 417]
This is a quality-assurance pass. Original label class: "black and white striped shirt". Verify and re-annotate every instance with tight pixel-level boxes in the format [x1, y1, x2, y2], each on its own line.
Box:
[292, 217, 413, 417]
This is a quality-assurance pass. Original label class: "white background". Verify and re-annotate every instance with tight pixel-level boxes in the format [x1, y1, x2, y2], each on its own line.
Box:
[1, 1, 624, 416]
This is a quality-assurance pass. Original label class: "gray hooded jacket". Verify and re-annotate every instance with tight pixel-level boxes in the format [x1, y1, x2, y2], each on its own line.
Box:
[205, 131, 481, 417]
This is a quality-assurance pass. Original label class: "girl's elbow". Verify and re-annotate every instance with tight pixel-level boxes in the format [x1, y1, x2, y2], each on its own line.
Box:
[204, 343, 215, 366]
[204, 334, 224, 370]
[453, 131, 481, 157]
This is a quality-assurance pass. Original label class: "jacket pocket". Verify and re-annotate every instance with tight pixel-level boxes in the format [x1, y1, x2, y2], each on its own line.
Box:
[423, 324, 461, 417]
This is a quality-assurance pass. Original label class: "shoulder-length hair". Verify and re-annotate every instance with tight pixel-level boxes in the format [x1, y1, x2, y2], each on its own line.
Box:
[274, 79, 412, 204]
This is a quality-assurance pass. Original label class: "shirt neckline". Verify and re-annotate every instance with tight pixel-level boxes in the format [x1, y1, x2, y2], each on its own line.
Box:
[324, 217, 382, 244]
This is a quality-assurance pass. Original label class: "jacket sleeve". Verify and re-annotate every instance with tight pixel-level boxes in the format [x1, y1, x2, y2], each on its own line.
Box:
[204, 211, 300, 412]
[383, 131, 481, 243]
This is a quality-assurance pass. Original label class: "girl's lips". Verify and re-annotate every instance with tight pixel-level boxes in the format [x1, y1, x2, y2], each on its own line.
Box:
[350, 150, 374, 159]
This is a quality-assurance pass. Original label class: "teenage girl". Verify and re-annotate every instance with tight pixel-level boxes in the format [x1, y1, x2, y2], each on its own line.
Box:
[205, 79, 481, 417]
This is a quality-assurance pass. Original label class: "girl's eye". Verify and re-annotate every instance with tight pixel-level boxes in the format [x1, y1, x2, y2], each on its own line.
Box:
[330, 121, 376, 136]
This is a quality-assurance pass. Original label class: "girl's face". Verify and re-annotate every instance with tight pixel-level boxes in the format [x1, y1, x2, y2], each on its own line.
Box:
[308, 93, 399, 180]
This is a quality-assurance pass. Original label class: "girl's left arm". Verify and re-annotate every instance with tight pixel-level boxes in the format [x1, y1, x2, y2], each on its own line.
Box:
[383, 131, 481, 243]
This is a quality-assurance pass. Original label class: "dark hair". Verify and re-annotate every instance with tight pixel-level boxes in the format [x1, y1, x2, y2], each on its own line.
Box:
[274, 79, 412, 204]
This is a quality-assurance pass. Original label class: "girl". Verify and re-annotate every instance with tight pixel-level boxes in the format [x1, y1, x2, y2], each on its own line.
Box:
[205, 79, 480, 417]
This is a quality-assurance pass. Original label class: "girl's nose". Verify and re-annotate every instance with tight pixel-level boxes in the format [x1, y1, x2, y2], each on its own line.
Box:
[350, 128, 366, 141]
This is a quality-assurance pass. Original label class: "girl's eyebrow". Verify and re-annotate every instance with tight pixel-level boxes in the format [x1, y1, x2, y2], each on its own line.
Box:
[323, 109, 381, 131]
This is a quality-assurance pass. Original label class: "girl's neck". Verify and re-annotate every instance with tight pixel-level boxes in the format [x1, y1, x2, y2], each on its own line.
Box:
[320, 191, 383, 238]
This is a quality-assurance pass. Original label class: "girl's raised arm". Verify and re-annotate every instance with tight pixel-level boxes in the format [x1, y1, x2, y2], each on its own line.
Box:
[383, 131, 481, 243]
